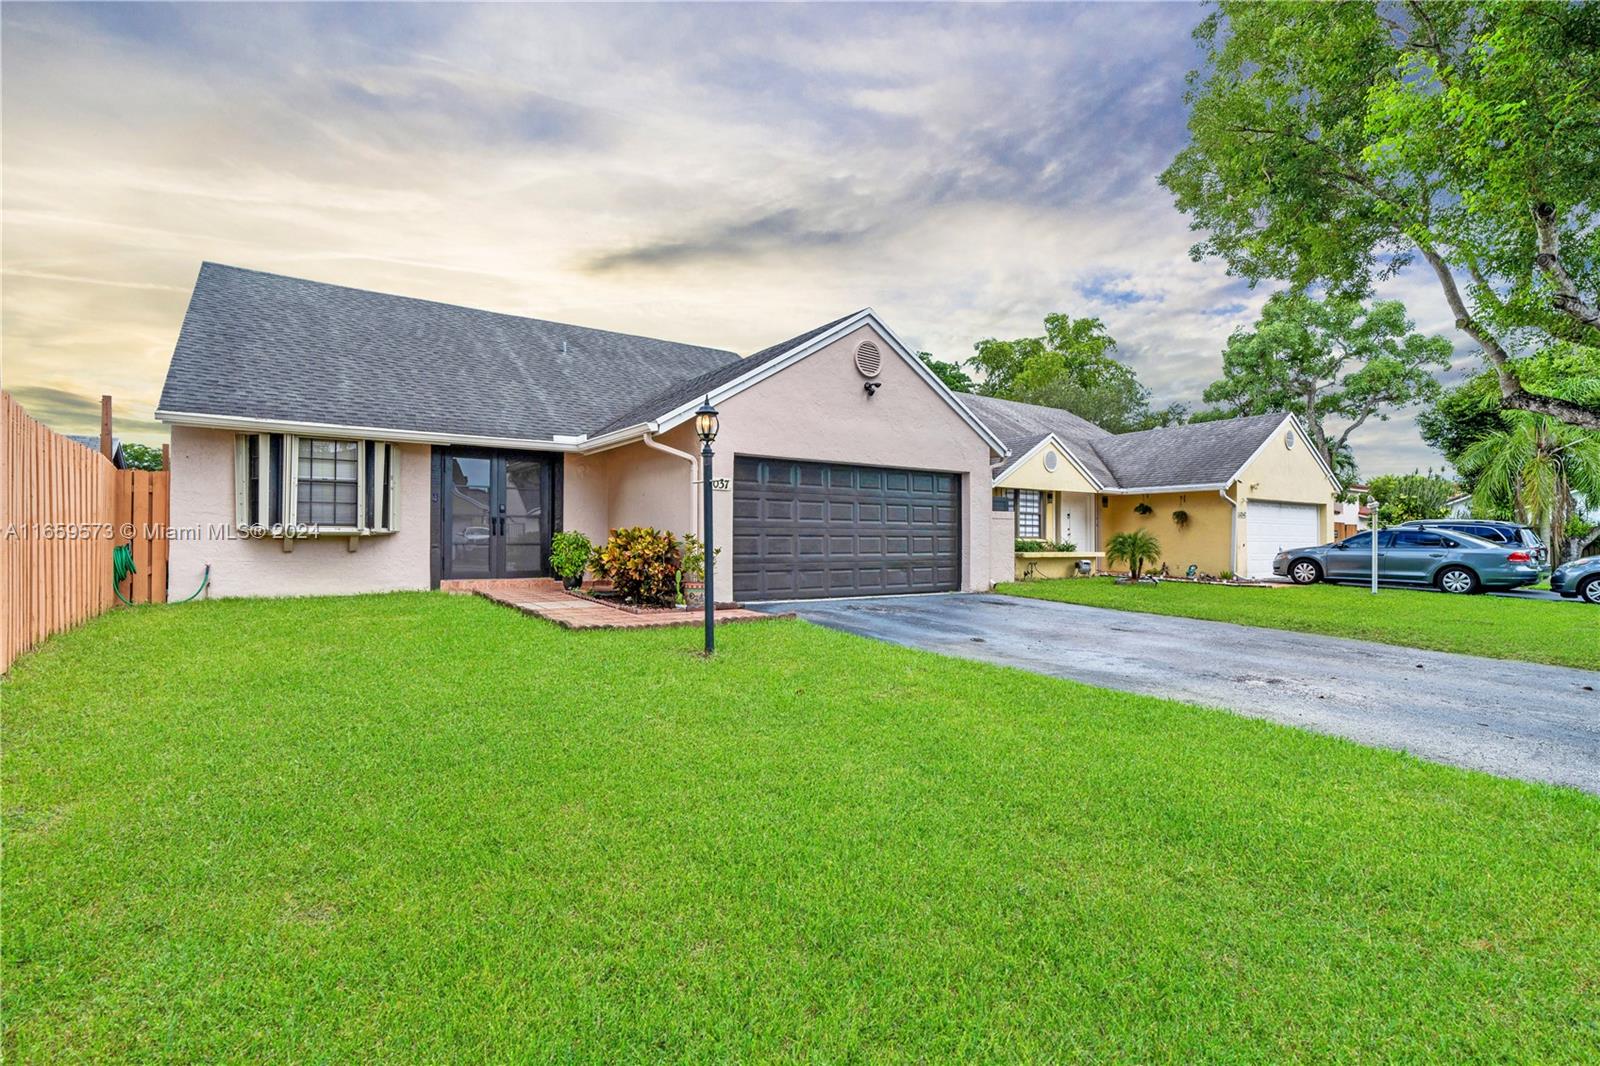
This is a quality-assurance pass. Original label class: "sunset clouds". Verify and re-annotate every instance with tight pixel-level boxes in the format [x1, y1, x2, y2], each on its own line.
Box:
[2, 2, 1469, 470]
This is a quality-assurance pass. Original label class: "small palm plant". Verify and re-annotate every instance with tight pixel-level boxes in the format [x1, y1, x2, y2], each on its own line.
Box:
[1106, 529, 1162, 580]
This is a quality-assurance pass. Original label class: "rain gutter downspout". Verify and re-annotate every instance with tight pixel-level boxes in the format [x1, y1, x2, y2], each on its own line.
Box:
[642, 431, 700, 537]
[1219, 483, 1240, 577]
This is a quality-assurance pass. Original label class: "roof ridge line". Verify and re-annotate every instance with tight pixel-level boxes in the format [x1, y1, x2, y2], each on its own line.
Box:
[197, 261, 739, 357]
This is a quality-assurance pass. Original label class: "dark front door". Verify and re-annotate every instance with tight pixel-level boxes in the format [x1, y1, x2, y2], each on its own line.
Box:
[438, 449, 552, 580]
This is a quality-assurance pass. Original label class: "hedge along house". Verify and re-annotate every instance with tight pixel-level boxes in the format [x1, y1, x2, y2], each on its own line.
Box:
[959, 394, 1341, 579]
[156, 264, 1008, 601]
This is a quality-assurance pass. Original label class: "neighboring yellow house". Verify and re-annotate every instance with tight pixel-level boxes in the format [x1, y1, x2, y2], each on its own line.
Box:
[962, 395, 1340, 580]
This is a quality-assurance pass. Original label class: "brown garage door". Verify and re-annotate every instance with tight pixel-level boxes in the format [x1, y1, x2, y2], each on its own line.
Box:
[732, 456, 961, 601]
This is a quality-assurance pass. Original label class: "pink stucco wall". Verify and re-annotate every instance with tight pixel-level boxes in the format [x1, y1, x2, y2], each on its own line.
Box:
[584, 323, 997, 592]
[169, 323, 999, 599]
[560, 450, 611, 545]
[168, 425, 432, 598]
[989, 512, 1014, 587]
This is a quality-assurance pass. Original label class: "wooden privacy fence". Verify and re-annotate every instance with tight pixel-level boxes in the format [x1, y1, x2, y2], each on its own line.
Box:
[116, 468, 171, 606]
[1, 391, 169, 673]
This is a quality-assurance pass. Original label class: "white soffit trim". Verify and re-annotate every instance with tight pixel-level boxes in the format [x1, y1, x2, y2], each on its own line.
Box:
[649, 309, 1012, 457]
[577, 422, 661, 454]
[156, 408, 580, 452]
[1103, 482, 1229, 494]
[991, 433, 1105, 490]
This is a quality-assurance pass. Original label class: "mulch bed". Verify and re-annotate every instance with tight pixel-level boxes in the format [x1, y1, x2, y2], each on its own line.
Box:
[565, 588, 743, 616]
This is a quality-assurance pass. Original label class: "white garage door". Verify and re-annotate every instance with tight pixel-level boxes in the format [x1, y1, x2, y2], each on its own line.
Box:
[1247, 502, 1321, 579]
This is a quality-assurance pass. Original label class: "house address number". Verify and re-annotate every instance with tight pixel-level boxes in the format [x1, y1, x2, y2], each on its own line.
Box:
[709, 477, 731, 491]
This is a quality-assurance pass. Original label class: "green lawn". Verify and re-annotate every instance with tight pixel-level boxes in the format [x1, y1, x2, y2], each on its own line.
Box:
[999, 577, 1600, 670]
[4, 594, 1597, 1060]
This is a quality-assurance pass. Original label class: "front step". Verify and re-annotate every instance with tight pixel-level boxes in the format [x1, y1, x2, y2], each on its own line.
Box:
[441, 577, 567, 595]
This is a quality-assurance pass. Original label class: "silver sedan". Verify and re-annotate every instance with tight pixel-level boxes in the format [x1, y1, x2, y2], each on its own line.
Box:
[1550, 556, 1600, 604]
[1272, 528, 1543, 594]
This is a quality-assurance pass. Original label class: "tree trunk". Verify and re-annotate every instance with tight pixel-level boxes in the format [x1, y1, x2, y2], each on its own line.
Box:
[1419, 244, 1600, 430]
[1550, 469, 1570, 564]
[1503, 390, 1600, 429]
[1532, 203, 1600, 333]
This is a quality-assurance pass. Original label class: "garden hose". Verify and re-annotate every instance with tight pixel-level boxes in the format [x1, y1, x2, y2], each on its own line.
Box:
[113, 542, 210, 606]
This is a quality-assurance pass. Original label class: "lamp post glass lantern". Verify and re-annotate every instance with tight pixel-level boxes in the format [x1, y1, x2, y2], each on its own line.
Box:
[696, 398, 719, 653]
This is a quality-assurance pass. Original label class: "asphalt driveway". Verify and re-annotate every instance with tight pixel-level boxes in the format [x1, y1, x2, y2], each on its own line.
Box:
[752, 593, 1600, 794]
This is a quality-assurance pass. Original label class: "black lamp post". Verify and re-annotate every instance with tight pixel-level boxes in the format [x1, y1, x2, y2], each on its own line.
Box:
[694, 397, 720, 654]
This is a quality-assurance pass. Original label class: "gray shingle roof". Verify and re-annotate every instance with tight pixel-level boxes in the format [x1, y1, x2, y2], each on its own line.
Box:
[1092, 412, 1288, 488]
[958, 393, 1117, 485]
[589, 311, 862, 436]
[157, 263, 741, 441]
[67, 435, 125, 467]
[959, 393, 1291, 490]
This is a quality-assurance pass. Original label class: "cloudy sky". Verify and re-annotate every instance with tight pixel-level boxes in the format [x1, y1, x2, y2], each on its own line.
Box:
[3, 2, 1471, 472]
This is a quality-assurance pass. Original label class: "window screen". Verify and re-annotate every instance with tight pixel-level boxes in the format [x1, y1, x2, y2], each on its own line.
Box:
[297, 438, 360, 527]
[1016, 490, 1042, 538]
[246, 435, 261, 526]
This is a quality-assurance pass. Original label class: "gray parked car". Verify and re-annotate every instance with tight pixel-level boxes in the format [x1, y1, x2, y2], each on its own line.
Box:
[1550, 556, 1600, 604]
[1395, 519, 1547, 565]
[1272, 529, 1543, 594]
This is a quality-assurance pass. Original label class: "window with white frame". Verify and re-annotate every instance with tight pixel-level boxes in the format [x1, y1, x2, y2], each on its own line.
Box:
[297, 438, 360, 526]
[1015, 489, 1042, 538]
[235, 433, 399, 535]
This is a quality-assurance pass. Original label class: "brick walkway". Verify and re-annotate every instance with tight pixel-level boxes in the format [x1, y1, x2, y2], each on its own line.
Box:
[441, 578, 780, 631]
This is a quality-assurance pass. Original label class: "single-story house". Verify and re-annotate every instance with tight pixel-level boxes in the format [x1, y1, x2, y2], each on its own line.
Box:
[963, 394, 1340, 579]
[156, 264, 1339, 600]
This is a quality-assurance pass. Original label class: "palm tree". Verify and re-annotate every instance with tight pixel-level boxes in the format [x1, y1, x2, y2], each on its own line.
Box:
[1459, 412, 1600, 562]
[1106, 529, 1162, 580]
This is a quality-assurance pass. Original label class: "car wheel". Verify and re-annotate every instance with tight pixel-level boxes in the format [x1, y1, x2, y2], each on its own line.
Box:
[1580, 575, 1600, 605]
[1436, 565, 1480, 595]
[1288, 559, 1321, 585]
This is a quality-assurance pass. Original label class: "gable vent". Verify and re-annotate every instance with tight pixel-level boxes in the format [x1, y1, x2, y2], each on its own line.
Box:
[854, 340, 882, 378]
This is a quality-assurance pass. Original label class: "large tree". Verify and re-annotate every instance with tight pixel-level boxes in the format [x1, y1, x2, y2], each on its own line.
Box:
[1202, 292, 1452, 473]
[968, 313, 1184, 432]
[1459, 410, 1600, 563]
[916, 351, 975, 393]
[1420, 345, 1600, 464]
[1366, 471, 1459, 526]
[1423, 345, 1600, 557]
[1161, 1, 1600, 429]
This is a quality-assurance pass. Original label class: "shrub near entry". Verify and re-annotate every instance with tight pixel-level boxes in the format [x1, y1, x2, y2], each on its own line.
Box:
[1015, 539, 1078, 553]
[592, 527, 681, 606]
[549, 531, 594, 589]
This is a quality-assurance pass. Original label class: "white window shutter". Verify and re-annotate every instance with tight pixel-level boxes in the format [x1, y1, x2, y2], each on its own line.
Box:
[282, 434, 299, 530]
[386, 445, 400, 531]
[371, 443, 389, 532]
[356, 440, 369, 534]
[234, 435, 249, 528]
